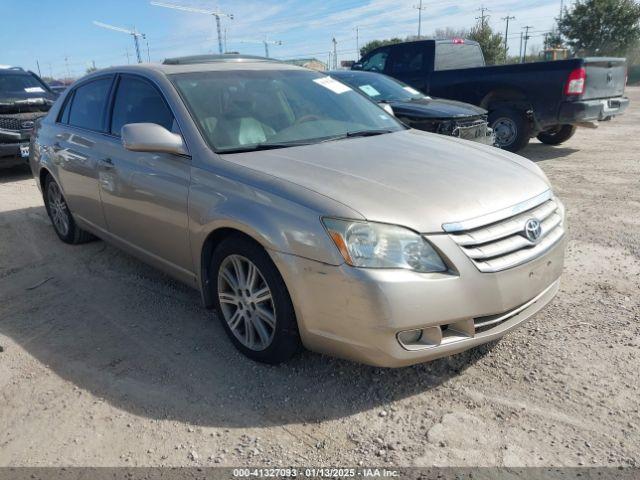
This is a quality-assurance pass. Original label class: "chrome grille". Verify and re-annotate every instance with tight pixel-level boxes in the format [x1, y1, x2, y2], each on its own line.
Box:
[0, 117, 22, 131]
[449, 197, 565, 273]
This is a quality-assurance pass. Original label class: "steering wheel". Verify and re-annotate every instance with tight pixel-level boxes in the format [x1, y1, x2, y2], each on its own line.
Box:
[295, 114, 321, 125]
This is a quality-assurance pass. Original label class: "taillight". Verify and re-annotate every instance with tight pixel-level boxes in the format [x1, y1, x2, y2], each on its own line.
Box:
[565, 67, 586, 96]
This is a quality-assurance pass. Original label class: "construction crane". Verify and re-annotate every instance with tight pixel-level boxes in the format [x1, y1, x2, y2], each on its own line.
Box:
[238, 39, 283, 58]
[150, 1, 233, 54]
[93, 21, 146, 64]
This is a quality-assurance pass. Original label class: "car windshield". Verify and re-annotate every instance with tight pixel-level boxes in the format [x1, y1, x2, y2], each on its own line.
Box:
[0, 72, 49, 100]
[331, 73, 427, 103]
[171, 69, 404, 153]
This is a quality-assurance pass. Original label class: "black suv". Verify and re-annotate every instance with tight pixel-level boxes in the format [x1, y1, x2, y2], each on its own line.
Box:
[0, 67, 57, 168]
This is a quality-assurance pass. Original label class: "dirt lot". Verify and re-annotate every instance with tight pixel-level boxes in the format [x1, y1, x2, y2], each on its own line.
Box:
[0, 88, 638, 468]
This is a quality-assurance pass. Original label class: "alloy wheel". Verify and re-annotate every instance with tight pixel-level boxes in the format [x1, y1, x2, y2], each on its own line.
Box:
[217, 254, 276, 351]
[47, 182, 70, 237]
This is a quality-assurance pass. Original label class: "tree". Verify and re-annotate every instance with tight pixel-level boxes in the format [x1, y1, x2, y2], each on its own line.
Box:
[433, 27, 469, 39]
[468, 20, 506, 65]
[559, 0, 640, 56]
[359, 38, 403, 58]
[544, 31, 565, 49]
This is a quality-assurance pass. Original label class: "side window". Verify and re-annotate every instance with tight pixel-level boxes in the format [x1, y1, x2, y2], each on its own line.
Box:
[110, 76, 174, 136]
[390, 46, 425, 74]
[361, 50, 389, 73]
[68, 78, 112, 131]
[58, 92, 74, 124]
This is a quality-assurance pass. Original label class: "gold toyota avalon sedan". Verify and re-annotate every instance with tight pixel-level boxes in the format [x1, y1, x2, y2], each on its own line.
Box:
[30, 55, 567, 367]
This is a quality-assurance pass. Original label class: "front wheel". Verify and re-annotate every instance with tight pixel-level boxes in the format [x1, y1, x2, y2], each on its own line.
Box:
[489, 108, 531, 152]
[211, 234, 301, 364]
[536, 125, 577, 145]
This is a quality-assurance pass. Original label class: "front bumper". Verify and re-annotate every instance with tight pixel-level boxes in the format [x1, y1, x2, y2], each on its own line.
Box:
[271, 234, 566, 367]
[558, 96, 630, 123]
[0, 128, 31, 165]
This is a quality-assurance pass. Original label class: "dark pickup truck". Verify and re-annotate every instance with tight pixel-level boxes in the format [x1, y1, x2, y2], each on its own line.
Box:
[0, 67, 57, 168]
[353, 39, 630, 151]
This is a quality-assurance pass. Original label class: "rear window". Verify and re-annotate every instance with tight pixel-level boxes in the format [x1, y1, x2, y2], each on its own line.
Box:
[68, 78, 112, 131]
[435, 43, 485, 71]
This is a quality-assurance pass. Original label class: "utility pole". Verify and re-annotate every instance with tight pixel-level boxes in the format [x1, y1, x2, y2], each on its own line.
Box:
[522, 26, 533, 63]
[125, 49, 131, 64]
[502, 15, 515, 61]
[519, 31, 523, 63]
[150, 2, 233, 55]
[332, 37, 338, 70]
[238, 39, 282, 58]
[64, 56, 71, 79]
[414, 0, 427, 39]
[36, 60, 42, 77]
[476, 5, 490, 29]
[355, 26, 360, 58]
[559, 0, 564, 22]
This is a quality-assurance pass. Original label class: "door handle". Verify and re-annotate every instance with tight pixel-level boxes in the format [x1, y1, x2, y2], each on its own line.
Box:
[100, 157, 114, 169]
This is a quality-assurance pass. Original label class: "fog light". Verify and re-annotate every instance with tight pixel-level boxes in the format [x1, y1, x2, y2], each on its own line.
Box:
[398, 329, 422, 344]
[397, 326, 443, 350]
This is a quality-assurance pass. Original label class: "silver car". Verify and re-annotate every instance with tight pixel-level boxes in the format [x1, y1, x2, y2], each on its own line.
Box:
[30, 55, 567, 367]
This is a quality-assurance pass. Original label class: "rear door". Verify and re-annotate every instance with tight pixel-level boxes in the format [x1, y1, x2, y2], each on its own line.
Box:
[52, 76, 114, 230]
[386, 43, 431, 92]
[582, 58, 627, 100]
[98, 74, 193, 276]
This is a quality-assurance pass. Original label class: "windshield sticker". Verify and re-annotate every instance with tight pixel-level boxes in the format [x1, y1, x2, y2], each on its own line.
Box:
[403, 86, 420, 95]
[358, 84, 380, 97]
[25, 87, 45, 93]
[314, 77, 351, 94]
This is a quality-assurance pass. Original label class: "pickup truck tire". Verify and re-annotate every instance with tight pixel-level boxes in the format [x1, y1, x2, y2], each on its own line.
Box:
[489, 108, 531, 152]
[536, 125, 577, 145]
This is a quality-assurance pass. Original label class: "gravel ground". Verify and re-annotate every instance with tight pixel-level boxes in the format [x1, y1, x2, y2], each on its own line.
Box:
[0, 88, 638, 468]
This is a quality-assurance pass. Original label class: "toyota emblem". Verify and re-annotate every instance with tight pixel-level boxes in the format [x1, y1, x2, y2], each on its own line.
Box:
[524, 218, 542, 243]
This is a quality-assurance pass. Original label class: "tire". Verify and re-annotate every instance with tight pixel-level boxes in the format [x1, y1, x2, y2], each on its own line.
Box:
[489, 108, 531, 152]
[211, 234, 301, 364]
[536, 125, 577, 145]
[43, 176, 94, 244]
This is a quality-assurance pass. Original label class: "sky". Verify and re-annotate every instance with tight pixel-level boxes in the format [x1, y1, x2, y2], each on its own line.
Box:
[1, 0, 567, 79]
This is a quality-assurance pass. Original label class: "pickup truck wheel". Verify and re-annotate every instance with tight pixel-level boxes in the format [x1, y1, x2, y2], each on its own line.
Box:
[211, 234, 301, 364]
[537, 125, 577, 145]
[489, 108, 531, 152]
[43, 176, 95, 244]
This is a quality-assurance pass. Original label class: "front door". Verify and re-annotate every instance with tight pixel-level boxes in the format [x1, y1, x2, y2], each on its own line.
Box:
[98, 74, 192, 276]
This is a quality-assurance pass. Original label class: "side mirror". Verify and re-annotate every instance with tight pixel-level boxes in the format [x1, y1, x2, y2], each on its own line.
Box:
[121, 123, 188, 156]
[352, 62, 363, 70]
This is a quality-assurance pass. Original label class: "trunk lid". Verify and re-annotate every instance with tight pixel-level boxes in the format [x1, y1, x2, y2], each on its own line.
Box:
[582, 57, 627, 100]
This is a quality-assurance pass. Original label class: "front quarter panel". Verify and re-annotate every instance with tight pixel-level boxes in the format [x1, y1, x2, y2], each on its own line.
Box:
[188, 161, 358, 282]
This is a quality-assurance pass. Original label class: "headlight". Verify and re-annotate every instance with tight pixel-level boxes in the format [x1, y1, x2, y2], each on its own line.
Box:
[322, 218, 447, 273]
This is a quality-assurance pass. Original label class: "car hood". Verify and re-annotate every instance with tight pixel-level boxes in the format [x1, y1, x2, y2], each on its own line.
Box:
[389, 97, 487, 119]
[220, 129, 551, 233]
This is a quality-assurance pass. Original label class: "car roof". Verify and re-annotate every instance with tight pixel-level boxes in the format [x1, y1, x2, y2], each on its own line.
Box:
[82, 58, 310, 78]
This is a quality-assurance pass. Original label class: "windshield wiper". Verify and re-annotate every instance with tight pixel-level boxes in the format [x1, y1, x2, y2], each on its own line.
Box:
[218, 141, 314, 154]
[345, 129, 396, 138]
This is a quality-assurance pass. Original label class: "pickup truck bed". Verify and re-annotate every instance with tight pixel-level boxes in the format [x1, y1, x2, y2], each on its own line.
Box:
[354, 40, 629, 151]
